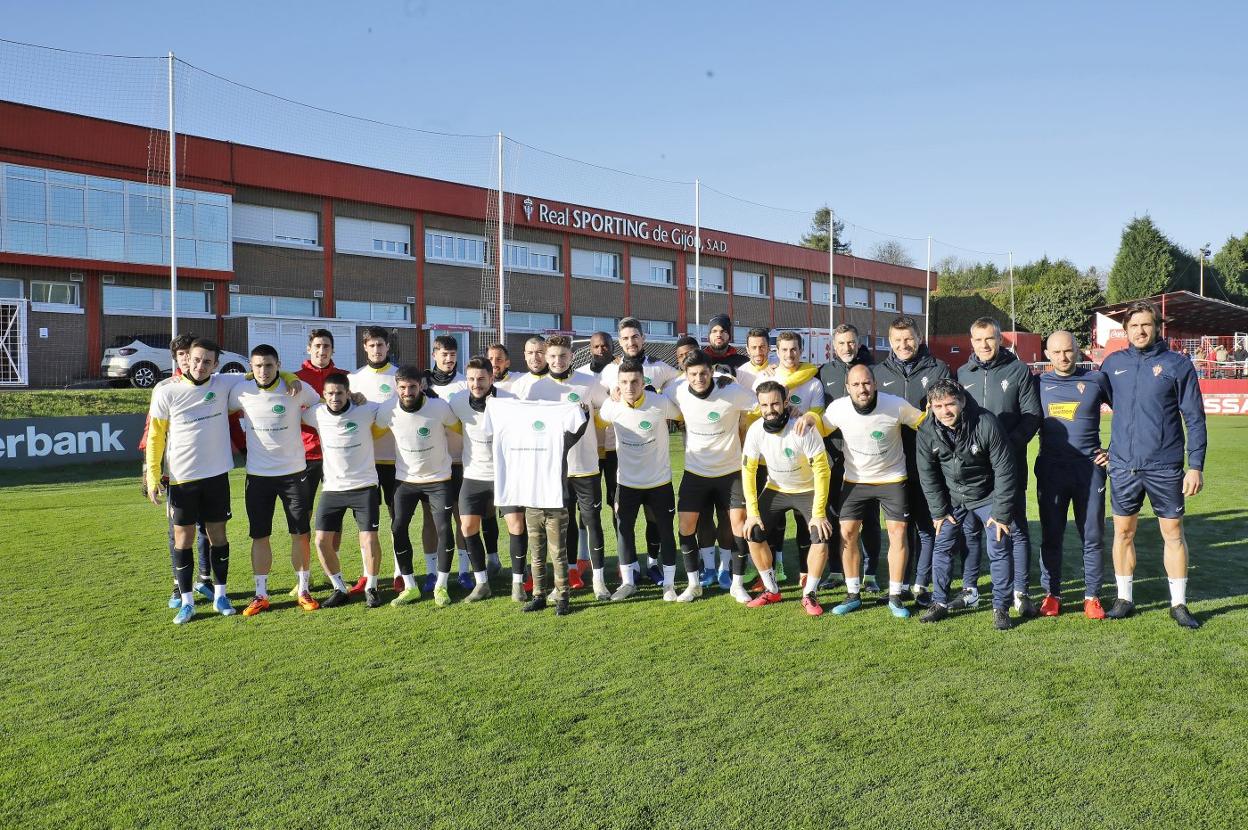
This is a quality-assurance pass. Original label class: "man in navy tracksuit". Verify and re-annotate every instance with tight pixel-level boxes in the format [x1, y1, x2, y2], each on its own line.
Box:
[1035, 330, 1112, 619]
[915, 379, 1020, 630]
[1101, 301, 1207, 629]
[872, 315, 951, 606]
[957, 317, 1042, 618]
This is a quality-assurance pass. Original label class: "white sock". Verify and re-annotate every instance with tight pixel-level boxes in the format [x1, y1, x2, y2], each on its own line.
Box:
[846, 577, 861, 595]
[424, 552, 438, 574]
[622, 566, 637, 586]
[1168, 577, 1187, 607]
[512, 573, 524, 585]
[254, 574, 268, 597]
[487, 552, 501, 569]
[435, 571, 450, 589]
[630, 561, 641, 576]
[761, 568, 779, 593]
[700, 547, 716, 570]
[731, 574, 744, 590]
[296, 570, 309, 593]
[686, 570, 700, 588]
[1116, 574, 1134, 603]
[365, 574, 377, 590]
[592, 568, 606, 587]
[458, 549, 469, 575]
[718, 549, 732, 574]
[474, 570, 488, 586]
[180, 591, 194, 606]
[214, 584, 227, 600]
[329, 572, 347, 592]
[402, 573, 417, 590]
[663, 564, 676, 588]
[889, 580, 903, 596]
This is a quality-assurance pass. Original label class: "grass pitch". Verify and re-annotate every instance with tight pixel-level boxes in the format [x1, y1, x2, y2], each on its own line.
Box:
[2, 418, 1247, 829]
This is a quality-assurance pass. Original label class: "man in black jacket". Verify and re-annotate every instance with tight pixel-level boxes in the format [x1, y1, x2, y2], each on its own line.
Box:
[957, 317, 1042, 617]
[916, 380, 1021, 630]
[816, 323, 881, 592]
[873, 315, 952, 606]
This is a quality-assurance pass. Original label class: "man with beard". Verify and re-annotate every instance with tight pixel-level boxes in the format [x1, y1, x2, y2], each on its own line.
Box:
[424, 335, 471, 592]
[735, 327, 776, 389]
[873, 315, 952, 606]
[488, 342, 516, 392]
[957, 317, 1042, 618]
[702, 314, 749, 376]
[523, 335, 550, 379]
[576, 331, 619, 578]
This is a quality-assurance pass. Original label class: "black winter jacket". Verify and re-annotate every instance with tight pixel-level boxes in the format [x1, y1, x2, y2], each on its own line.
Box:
[956, 348, 1041, 455]
[916, 400, 1019, 526]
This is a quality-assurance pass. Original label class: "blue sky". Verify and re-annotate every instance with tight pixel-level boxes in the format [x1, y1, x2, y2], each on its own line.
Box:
[4, 0, 1245, 273]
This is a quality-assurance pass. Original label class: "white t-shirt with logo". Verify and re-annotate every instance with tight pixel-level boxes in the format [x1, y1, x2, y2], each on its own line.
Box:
[598, 392, 681, 489]
[735, 358, 777, 389]
[674, 381, 757, 478]
[484, 398, 586, 509]
[447, 388, 514, 481]
[742, 418, 827, 494]
[599, 356, 679, 395]
[148, 373, 242, 485]
[375, 395, 459, 485]
[348, 363, 398, 463]
[576, 365, 616, 450]
[754, 366, 825, 414]
[430, 371, 467, 459]
[821, 392, 925, 484]
[510, 373, 606, 477]
[228, 379, 321, 477]
[302, 401, 381, 492]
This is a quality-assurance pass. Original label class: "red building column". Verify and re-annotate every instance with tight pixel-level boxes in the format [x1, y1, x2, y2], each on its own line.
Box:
[675, 250, 687, 333]
[413, 211, 426, 357]
[321, 197, 335, 318]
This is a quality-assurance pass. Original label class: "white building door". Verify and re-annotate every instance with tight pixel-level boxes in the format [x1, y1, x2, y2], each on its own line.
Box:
[0, 300, 28, 386]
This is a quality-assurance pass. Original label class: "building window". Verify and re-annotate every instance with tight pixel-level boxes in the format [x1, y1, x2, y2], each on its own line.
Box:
[876, 336, 889, 350]
[572, 249, 621, 280]
[233, 204, 319, 247]
[103, 285, 211, 314]
[844, 286, 870, 308]
[337, 300, 410, 322]
[0, 278, 23, 298]
[425, 230, 486, 266]
[812, 282, 838, 305]
[875, 291, 898, 312]
[30, 281, 80, 307]
[733, 270, 768, 297]
[573, 314, 617, 334]
[230, 294, 318, 317]
[640, 319, 675, 339]
[774, 275, 805, 301]
[0, 164, 231, 270]
[686, 264, 726, 292]
[632, 256, 675, 286]
[506, 311, 561, 331]
[425, 305, 485, 328]
[335, 217, 411, 257]
[902, 294, 924, 315]
[504, 241, 560, 274]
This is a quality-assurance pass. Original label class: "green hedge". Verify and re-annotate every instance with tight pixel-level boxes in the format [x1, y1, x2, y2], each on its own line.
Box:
[0, 389, 150, 419]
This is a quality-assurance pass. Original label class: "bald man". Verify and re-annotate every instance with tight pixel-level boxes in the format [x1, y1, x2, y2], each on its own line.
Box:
[1036, 331, 1112, 619]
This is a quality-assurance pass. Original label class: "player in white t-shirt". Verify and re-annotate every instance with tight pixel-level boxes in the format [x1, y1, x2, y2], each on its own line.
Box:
[734, 326, 778, 390]
[574, 331, 619, 566]
[423, 335, 472, 591]
[740, 380, 835, 614]
[597, 358, 682, 601]
[227, 344, 322, 617]
[487, 342, 517, 393]
[801, 363, 926, 618]
[448, 356, 518, 604]
[301, 374, 389, 609]
[348, 326, 399, 590]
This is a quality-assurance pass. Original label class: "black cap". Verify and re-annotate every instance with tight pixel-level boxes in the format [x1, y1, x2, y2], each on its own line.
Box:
[708, 314, 732, 340]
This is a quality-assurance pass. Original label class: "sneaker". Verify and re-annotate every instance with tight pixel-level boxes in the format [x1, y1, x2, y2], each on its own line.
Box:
[919, 603, 949, 623]
[464, 582, 492, 603]
[888, 596, 911, 619]
[213, 595, 236, 617]
[993, 607, 1013, 630]
[575, 559, 591, 579]
[568, 568, 586, 591]
[820, 572, 845, 590]
[195, 582, 215, 602]
[1170, 604, 1201, 629]
[297, 592, 319, 612]
[832, 594, 862, 616]
[717, 570, 732, 591]
[365, 588, 383, 608]
[511, 582, 528, 603]
[1015, 594, 1038, 618]
[433, 585, 451, 607]
[700, 569, 716, 589]
[662, 586, 679, 602]
[746, 590, 783, 608]
[896, 587, 916, 602]
[172, 602, 195, 625]
[1083, 597, 1106, 620]
[949, 587, 980, 611]
[801, 594, 824, 617]
[348, 576, 368, 595]
[748, 577, 766, 593]
[742, 565, 759, 584]
[645, 564, 665, 586]
[392, 575, 405, 593]
[677, 583, 702, 603]
[1040, 594, 1061, 617]
[593, 581, 611, 601]
[775, 565, 788, 584]
[611, 583, 638, 602]
[420, 574, 437, 594]
[457, 572, 475, 593]
[168, 588, 182, 609]
[1105, 598, 1135, 619]
[913, 587, 933, 609]
[730, 584, 752, 604]
[523, 573, 534, 594]
[391, 587, 421, 607]
[321, 589, 349, 608]
[522, 594, 547, 613]
[554, 597, 571, 616]
[863, 577, 881, 595]
[242, 596, 270, 617]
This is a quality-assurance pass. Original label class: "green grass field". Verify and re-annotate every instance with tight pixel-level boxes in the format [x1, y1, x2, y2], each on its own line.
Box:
[3, 418, 1247, 829]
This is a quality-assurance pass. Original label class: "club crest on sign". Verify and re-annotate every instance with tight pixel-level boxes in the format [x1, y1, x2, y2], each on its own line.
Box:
[523, 197, 534, 221]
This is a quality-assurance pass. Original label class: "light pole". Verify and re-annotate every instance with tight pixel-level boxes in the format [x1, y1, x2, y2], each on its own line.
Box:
[1199, 244, 1211, 296]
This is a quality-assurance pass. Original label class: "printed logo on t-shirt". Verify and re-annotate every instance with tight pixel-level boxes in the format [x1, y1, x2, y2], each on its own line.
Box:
[272, 404, 287, 414]
[870, 430, 885, 442]
[567, 392, 581, 403]
[783, 447, 795, 458]
[417, 426, 431, 437]
[380, 383, 393, 393]
[644, 376, 653, 385]
[707, 411, 721, 422]
[532, 420, 546, 432]
[204, 391, 217, 403]
[639, 420, 653, 431]
[789, 394, 801, 405]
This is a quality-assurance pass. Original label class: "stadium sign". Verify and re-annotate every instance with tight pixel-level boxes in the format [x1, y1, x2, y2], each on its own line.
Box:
[525, 197, 729, 253]
[0, 414, 145, 469]
[1202, 393, 1248, 415]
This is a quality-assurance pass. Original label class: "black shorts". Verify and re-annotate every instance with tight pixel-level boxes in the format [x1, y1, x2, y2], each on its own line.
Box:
[839, 480, 909, 522]
[459, 476, 524, 517]
[678, 471, 745, 514]
[316, 486, 381, 533]
[169, 472, 231, 527]
[245, 471, 312, 539]
[758, 488, 830, 543]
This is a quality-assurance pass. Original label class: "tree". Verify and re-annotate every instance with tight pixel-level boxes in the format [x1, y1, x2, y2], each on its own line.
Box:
[868, 239, 916, 268]
[1015, 275, 1104, 347]
[1107, 215, 1199, 301]
[1211, 233, 1248, 302]
[800, 206, 851, 254]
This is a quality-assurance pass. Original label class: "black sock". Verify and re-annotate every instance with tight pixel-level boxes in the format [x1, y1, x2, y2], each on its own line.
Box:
[733, 536, 749, 576]
[509, 532, 527, 575]
[483, 513, 499, 556]
[798, 543, 810, 575]
[465, 532, 486, 572]
[171, 547, 194, 594]
[645, 520, 660, 558]
[210, 544, 230, 586]
[679, 533, 700, 575]
[395, 548, 414, 577]
[196, 529, 211, 581]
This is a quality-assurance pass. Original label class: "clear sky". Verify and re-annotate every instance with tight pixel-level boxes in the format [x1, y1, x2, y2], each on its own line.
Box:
[4, 0, 1245, 273]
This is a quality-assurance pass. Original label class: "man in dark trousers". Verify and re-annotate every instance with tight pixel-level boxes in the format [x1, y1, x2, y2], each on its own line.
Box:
[916, 380, 1021, 630]
[1036, 330, 1112, 619]
[816, 322, 882, 592]
[873, 315, 951, 606]
[1101, 300, 1207, 629]
[957, 317, 1042, 617]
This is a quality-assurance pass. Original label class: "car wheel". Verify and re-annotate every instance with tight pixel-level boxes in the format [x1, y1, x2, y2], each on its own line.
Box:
[130, 362, 160, 389]
[221, 362, 245, 374]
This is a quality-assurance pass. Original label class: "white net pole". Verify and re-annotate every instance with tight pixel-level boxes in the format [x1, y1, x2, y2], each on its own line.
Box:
[829, 207, 836, 332]
[694, 178, 701, 335]
[496, 131, 505, 342]
[167, 51, 178, 357]
[924, 235, 932, 341]
[1009, 250, 1016, 337]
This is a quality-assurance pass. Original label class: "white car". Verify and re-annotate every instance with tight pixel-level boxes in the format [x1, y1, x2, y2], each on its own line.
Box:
[102, 334, 249, 388]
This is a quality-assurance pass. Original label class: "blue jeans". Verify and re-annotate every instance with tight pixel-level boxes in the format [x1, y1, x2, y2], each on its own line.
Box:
[960, 487, 1030, 595]
[933, 504, 1015, 610]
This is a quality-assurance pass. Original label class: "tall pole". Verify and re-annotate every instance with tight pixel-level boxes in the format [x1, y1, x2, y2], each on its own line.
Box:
[497, 132, 506, 342]
[167, 52, 178, 358]
[828, 208, 836, 333]
[1008, 250, 1016, 343]
[694, 179, 701, 337]
[924, 235, 932, 342]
